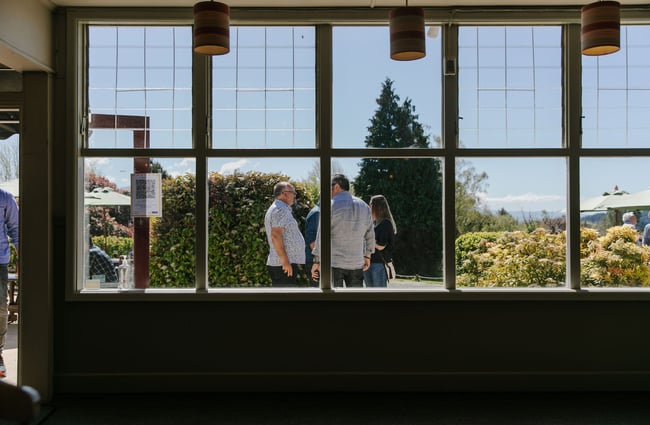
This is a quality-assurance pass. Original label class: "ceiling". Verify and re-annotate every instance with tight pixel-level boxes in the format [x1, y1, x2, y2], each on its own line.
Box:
[43, 0, 650, 7]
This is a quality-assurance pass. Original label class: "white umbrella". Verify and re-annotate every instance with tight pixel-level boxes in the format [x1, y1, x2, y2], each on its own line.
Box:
[0, 178, 19, 197]
[600, 188, 650, 211]
[580, 186, 630, 212]
[84, 187, 130, 207]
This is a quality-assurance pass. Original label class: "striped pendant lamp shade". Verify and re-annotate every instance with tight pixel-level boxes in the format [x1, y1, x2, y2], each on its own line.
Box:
[389, 7, 426, 61]
[193, 1, 230, 55]
[581, 1, 620, 56]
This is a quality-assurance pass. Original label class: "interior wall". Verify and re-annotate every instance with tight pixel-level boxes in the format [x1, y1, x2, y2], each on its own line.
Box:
[52, 300, 650, 393]
[0, 0, 53, 72]
[49, 7, 650, 394]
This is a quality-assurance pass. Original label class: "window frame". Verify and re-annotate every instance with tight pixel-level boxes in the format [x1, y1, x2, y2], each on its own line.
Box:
[66, 6, 650, 301]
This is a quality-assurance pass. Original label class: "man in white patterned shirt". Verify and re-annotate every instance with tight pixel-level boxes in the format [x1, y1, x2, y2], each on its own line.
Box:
[264, 182, 306, 287]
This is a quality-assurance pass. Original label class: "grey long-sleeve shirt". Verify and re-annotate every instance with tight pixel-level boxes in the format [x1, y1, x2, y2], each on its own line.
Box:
[313, 191, 374, 270]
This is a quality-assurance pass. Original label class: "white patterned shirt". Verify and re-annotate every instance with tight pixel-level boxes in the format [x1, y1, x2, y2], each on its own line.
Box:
[265, 199, 306, 266]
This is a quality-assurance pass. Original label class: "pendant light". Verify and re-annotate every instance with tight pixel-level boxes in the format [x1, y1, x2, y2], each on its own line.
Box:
[389, 1, 426, 61]
[581, 0, 620, 56]
[193, 1, 230, 55]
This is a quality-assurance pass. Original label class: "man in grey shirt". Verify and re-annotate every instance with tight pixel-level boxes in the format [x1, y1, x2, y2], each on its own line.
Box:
[311, 174, 374, 287]
[265, 181, 306, 287]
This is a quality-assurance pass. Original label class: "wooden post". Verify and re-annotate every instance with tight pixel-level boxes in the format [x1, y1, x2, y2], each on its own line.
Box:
[133, 128, 150, 288]
[89, 114, 150, 288]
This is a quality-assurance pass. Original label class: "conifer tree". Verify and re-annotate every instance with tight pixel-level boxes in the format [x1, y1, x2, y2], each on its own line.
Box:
[354, 78, 443, 276]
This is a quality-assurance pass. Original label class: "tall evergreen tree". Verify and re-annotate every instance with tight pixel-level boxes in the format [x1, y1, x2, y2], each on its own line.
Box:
[354, 79, 443, 276]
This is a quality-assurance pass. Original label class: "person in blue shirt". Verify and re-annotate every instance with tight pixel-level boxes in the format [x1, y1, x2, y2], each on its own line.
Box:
[643, 212, 650, 246]
[304, 195, 320, 287]
[88, 237, 118, 283]
[311, 174, 374, 288]
[0, 188, 18, 378]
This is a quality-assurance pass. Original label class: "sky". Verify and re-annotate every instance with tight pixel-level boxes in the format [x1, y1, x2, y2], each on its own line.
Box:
[73, 24, 650, 217]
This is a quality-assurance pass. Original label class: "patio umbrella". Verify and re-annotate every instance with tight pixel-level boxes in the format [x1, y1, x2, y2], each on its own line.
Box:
[84, 187, 131, 252]
[84, 187, 130, 207]
[599, 187, 650, 211]
[580, 186, 630, 212]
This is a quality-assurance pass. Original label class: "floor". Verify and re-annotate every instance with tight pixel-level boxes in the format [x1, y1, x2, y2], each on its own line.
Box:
[1, 321, 17, 385]
[33, 391, 650, 425]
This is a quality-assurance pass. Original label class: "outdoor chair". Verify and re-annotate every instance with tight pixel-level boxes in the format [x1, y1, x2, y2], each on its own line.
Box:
[0, 379, 41, 424]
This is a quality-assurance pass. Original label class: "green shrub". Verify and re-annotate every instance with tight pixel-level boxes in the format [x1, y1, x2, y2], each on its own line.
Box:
[455, 231, 501, 271]
[91, 235, 133, 258]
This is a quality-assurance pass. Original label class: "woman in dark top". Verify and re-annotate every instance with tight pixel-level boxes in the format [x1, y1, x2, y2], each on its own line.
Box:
[364, 195, 396, 288]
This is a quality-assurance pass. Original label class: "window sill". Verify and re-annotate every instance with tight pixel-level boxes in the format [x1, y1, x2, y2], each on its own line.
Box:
[70, 286, 650, 302]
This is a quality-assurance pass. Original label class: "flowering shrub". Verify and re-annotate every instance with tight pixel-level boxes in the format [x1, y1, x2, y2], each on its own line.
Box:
[456, 226, 650, 287]
[581, 226, 650, 287]
[456, 228, 565, 287]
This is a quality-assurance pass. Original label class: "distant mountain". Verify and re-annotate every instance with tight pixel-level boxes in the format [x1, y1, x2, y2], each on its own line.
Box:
[502, 210, 566, 222]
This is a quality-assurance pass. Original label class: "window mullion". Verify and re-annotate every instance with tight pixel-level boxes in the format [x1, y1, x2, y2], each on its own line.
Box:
[194, 51, 210, 292]
[564, 23, 583, 290]
[316, 24, 333, 290]
[442, 24, 459, 290]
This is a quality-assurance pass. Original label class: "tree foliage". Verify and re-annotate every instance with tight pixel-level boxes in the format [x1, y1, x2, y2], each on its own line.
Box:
[353, 78, 443, 276]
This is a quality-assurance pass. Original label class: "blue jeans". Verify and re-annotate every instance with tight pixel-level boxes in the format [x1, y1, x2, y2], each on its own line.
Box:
[0, 264, 7, 353]
[364, 262, 387, 288]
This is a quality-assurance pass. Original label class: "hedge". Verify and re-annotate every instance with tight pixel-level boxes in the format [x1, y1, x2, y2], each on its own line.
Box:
[149, 171, 313, 287]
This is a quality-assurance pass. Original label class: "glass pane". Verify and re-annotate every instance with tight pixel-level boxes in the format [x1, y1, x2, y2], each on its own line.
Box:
[580, 158, 650, 287]
[82, 157, 196, 290]
[212, 27, 316, 149]
[332, 26, 442, 149]
[455, 157, 567, 288]
[458, 26, 562, 148]
[582, 26, 650, 148]
[206, 158, 318, 288]
[320, 157, 443, 288]
[87, 26, 193, 149]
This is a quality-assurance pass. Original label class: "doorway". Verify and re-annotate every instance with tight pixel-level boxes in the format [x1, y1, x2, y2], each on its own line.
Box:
[0, 107, 20, 384]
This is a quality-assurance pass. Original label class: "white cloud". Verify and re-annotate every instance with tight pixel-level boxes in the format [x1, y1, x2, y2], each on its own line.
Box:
[484, 192, 564, 204]
[219, 159, 249, 175]
[477, 192, 565, 213]
[86, 157, 109, 168]
[179, 158, 196, 167]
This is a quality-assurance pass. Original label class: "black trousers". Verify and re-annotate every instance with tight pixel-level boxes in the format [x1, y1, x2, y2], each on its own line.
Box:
[332, 267, 364, 288]
[267, 264, 299, 287]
